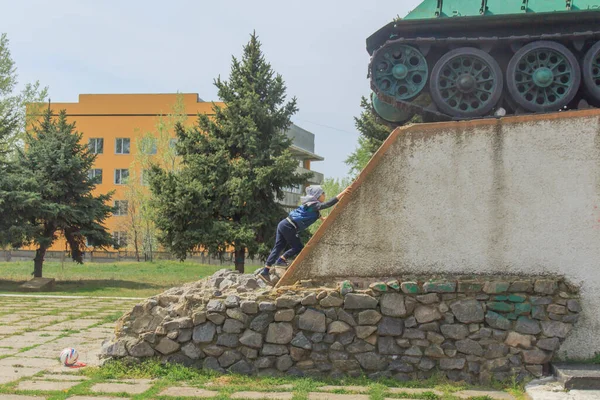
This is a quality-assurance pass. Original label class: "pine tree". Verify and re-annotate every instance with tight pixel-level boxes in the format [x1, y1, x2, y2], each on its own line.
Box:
[345, 96, 392, 176]
[4, 109, 114, 277]
[150, 33, 309, 272]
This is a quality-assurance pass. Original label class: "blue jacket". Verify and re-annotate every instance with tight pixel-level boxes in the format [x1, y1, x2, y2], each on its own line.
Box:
[287, 197, 339, 231]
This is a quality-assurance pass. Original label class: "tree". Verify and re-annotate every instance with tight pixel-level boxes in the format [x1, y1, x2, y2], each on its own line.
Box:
[345, 96, 392, 176]
[121, 95, 188, 261]
[150, 32, 309, 272]
[0, 33, 48, 249]
[0, 33, 48, 160]
[345, 94, 429, 176]
[4, 109, 115, 277]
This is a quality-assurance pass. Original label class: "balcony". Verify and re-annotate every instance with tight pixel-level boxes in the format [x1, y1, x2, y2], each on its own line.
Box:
[298, 166, 324, 185]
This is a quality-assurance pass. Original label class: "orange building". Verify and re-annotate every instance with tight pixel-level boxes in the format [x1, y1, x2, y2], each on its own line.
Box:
[33, 93, 323, 251]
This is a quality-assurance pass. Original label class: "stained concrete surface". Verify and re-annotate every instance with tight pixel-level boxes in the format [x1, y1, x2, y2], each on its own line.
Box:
[281, 110, 600, 359]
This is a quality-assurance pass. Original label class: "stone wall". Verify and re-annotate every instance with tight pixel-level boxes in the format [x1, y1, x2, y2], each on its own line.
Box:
[277, 110, 600, 359]
[102, 270, 580, 383]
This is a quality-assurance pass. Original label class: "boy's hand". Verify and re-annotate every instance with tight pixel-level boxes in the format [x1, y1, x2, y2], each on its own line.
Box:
[320, 216, 327, 221]
[337, 186, 353, 199]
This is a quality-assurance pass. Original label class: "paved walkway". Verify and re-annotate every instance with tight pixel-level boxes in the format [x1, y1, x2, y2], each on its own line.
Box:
[0, 295, 583, 399]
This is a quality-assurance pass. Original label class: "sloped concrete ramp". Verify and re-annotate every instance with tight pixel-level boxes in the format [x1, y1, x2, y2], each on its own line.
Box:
[278, 109, 600, 359]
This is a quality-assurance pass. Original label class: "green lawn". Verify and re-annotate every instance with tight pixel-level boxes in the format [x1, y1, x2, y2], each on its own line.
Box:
[0, 260, 261, 298]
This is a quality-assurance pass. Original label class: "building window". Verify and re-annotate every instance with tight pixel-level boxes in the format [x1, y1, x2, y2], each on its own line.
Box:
[169, 138, 178, 155]
[298, 159, 304, 168]
[88, 168, 103, 184]
[114, 169, 129, 185]
[115, 138, 131, 154]
[141, 169, 151, 186]
[284, 185, 303, 194]
[113, 231, 128, 248]
[114, 200, 128, 216]
[88, 138, 104, 154]
[140, 137, 157, 155]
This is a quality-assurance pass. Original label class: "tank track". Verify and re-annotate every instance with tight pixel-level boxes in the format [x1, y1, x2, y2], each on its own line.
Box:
[370, 30, 600, 123]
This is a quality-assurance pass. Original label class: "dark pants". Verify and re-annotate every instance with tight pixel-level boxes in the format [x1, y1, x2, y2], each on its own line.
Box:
[265, 219, 303, 266]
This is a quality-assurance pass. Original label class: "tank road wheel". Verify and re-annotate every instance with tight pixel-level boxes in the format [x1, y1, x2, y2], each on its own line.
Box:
[582, 41, 600, 104]
[430, 47, 503, 118]
[507, 41, 581, 112]
[371, 43, 428, 103]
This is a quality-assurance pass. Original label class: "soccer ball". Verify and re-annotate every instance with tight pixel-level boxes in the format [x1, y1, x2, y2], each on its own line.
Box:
[59, 348, 79, 366]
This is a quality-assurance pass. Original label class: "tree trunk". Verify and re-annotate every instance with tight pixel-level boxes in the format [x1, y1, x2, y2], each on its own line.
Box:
[33, 246, 47, 278]
[234, 247, 245, 273]
[133, 230, 140, 262]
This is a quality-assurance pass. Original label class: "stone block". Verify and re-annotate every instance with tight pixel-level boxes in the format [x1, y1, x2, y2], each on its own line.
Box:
[380, 293, 407, 317]
[483, 282, 510, 294]
[487, 302, 514, 312]
[485, 311, 512, 330]
[357, 310, 381, 325]
[266, 323, 293, 344]
[344, 293, 378, 309]
[276, 297, 300, 309]
[440, 358, 466, 370]
[541, 320, 572, 338]
[414, 305, 442, 323]
[441, 324, 469, 339]
[274, 309, 295, 322]
[423, 281, 456, 293]
[534, 279, 558, 295]
[457, 280, 484, 292]
[239, 329, 263, 349]
[320, 294, 344, 308]
[450, 299, 485, 324]
[377, 316, 403, 336]
[155, 337, 180, 355]
[400, 281, 420, 294]
[508, 294, 527, 303]
[299, 309, 326, 333]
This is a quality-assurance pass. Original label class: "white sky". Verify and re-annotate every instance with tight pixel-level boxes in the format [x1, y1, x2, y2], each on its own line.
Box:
[0, 0, 421, 179]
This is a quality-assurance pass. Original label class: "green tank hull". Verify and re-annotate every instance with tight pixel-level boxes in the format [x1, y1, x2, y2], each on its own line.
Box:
[367, 1, 600, 123]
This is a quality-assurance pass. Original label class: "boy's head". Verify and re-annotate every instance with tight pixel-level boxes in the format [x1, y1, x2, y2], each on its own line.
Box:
[305, 185, 325, 202]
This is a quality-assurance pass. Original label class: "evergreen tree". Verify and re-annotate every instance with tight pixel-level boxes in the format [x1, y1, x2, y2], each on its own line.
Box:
[345, 96, 393, 176]
[4, 109, 114, 277]
[346, 94, 429, 176]
[150, 33, 309, 272]
[0, 33, 48, 159]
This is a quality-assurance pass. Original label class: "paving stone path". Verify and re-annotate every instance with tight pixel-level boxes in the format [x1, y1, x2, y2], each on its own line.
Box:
[0, 295, 526, 400]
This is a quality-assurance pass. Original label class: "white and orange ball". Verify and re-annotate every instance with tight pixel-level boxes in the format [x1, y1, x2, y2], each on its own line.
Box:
[59, 348, 79, 366]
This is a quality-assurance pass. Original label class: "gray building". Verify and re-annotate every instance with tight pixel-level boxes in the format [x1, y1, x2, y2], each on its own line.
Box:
[281, 124, 324, 211]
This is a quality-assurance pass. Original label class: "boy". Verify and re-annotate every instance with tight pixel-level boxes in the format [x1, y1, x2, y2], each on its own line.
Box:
[258, 184, 351, 284]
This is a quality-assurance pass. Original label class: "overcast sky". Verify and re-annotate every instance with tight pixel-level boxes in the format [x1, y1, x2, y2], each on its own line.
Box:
[0, 0, 421, 179]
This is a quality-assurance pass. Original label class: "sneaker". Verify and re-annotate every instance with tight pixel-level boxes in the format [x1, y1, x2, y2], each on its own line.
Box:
[274, 258, 288, 267]
[258, 267, 272, 284]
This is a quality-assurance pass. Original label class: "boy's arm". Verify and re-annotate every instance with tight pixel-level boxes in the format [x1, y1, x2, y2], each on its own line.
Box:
[314, 186, 353, 211]
[315, 197, 339, 211]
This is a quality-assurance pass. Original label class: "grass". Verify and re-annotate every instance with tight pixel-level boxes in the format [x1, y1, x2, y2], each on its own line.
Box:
[0, 260, 261, 297]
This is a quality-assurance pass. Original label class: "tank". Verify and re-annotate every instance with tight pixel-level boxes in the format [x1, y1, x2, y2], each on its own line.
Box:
[367, 0, 600, 124]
